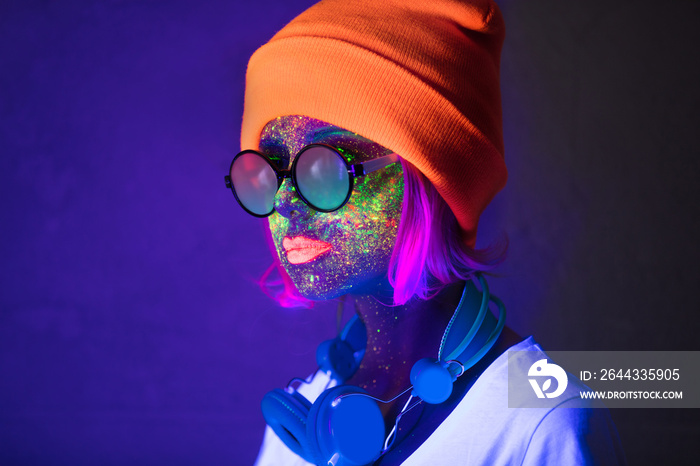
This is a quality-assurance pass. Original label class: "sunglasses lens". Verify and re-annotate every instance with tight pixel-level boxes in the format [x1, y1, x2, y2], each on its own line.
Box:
[230, 152, 277, 216]
[295, 146, 350, 211]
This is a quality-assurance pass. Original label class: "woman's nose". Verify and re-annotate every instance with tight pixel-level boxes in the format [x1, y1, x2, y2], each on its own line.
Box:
[273, 179, 315, 220]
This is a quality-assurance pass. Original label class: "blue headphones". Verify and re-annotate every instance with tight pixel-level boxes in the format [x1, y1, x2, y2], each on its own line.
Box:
[261, 274, 506, 466]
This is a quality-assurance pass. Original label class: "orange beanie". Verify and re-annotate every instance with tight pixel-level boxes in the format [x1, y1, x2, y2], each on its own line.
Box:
[241, 0, 507, 247]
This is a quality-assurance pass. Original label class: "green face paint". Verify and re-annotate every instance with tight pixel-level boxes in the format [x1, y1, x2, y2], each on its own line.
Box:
[260, 115, 404, 300]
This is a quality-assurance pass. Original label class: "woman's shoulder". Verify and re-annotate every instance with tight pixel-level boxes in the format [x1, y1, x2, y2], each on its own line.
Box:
[402, 337, 627, 465]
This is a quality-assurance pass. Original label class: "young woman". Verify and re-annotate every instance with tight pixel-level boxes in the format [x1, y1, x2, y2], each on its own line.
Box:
[226, 0, 625, 464]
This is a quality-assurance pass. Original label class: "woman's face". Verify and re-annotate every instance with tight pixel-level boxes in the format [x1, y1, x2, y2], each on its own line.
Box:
[260, 115, 404, 300]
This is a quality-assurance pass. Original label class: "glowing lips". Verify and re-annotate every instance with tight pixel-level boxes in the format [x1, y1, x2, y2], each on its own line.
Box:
[283, 236, 332, 264]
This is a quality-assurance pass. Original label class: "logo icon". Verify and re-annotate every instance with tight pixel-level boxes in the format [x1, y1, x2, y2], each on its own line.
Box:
[528, 359, 568, 399]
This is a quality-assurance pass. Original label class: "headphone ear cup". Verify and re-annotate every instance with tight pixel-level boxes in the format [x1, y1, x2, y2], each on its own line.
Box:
[261, 388, 316, 463]
[316, 338, 361, 383]
[410, 358, 455, 404]
[306, 385, 385, 466]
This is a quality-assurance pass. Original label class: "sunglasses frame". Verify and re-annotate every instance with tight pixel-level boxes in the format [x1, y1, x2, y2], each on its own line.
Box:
[225, 143, 399, 217]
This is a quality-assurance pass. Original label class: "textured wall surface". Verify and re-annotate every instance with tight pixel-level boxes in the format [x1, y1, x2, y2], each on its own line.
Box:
[1, 0, 698, 464]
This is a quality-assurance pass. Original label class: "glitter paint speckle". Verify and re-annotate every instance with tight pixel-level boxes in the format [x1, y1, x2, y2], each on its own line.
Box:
[260, 116, 404, 300]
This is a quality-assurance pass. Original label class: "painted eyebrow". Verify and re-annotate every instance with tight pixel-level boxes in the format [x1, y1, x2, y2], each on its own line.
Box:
[310, 127, 372, 160]
[259, 126, 347, 154]
[311, 126, 356, 142]
[258, 138, 289, 164]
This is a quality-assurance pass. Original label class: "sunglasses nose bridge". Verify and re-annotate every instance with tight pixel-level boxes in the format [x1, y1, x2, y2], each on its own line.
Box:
[273, 178, 315, 220]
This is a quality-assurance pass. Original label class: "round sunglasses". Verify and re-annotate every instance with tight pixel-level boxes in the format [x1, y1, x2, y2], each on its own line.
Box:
[224, 144, 399, 217]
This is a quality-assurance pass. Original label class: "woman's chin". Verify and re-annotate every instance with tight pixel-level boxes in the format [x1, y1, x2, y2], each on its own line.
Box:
[290, 273, 390, 301]
[299, 288, 348, 301]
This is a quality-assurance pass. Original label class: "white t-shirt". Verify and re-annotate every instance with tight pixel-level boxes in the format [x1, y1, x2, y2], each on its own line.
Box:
[254, 337, 626, 465]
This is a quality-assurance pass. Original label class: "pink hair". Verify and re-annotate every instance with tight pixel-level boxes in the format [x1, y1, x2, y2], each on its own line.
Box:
[260, 159, 506, 308]
[388, 161, 506, 304]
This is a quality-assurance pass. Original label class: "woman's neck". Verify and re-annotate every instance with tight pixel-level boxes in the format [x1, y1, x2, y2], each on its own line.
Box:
[345, 280, 469, 414]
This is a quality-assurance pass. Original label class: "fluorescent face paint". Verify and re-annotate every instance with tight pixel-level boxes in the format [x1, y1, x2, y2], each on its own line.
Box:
[261, 115, 404, 300]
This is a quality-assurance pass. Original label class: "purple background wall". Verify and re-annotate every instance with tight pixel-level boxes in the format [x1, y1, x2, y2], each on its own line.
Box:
[1, 0, 698, 464]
